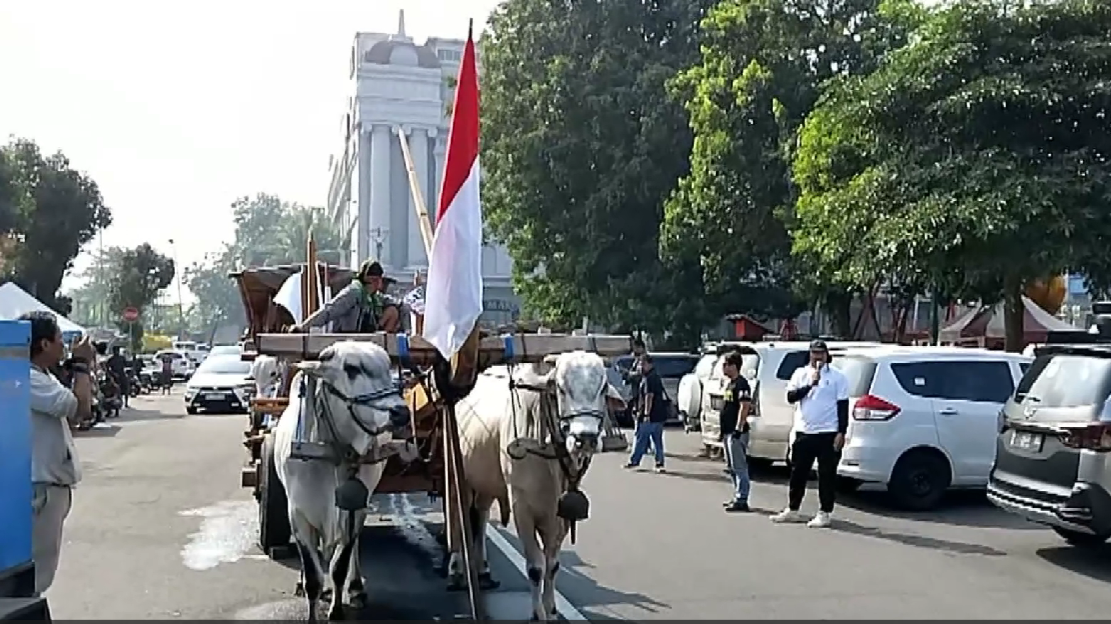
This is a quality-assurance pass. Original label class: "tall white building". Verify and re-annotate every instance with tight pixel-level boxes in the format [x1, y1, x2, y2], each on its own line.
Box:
[325, 10, 520, 326]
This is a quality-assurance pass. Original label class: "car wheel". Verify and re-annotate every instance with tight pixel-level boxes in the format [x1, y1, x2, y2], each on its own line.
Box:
[1053, 526, 1111, 547]
[186, 406, 198, 415]
[888, 449, 951, 511]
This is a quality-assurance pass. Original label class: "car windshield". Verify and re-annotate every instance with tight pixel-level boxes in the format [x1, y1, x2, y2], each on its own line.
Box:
[831, 356, 878, 396]
[1019, 353, 1111, 408]
[197, 355, 251, 375]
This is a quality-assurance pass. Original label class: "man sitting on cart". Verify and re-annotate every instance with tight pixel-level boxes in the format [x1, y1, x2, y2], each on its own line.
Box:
[293, 259, 405, 333]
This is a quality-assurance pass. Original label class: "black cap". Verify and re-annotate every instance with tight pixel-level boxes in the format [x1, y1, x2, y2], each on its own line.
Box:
[359, 260, 384, 278]
[809, 339, 829, 353]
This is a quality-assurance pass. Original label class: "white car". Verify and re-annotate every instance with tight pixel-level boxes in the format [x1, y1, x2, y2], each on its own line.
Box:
[154, 349, 194, 380]
[831, 345, 1032, 510]
[701, 340, 880, 465]
[183, 354, 254, 414]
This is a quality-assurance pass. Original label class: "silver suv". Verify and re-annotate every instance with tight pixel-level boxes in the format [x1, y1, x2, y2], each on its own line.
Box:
[988, 344, 1111, 547]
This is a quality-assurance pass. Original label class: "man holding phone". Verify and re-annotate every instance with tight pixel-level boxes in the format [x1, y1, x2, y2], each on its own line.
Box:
[719, 351, 753, 513]
[771, 340, 849, 528]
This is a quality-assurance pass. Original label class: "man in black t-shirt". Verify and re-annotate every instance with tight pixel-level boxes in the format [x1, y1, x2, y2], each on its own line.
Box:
[623, 354, 667, 472]
[106, 346, 130, 408]
[719, 351, 753, 512]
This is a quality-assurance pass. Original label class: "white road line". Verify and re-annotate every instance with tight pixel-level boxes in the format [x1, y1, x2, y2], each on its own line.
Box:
[484, 524, 588, 621]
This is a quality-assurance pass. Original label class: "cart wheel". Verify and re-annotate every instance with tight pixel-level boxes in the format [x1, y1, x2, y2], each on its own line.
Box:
[258, 434, 291, 556]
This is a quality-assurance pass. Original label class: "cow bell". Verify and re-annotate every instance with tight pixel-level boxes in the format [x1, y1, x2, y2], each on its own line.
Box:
[556, 489, 590, 522]
[335, 478, 370, 511]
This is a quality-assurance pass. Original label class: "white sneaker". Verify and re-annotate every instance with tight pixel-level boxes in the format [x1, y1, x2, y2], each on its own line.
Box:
[807, 511, 833, 528]
[770, 508, 804, 523]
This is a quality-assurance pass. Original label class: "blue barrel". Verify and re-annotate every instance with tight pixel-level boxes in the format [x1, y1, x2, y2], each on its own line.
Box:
[0, 321, 31, 575]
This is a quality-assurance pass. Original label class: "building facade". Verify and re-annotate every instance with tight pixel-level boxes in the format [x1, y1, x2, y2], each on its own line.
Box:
[325, 11, 520, 327]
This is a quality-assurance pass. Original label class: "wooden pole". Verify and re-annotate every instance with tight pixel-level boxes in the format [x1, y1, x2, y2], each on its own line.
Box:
[396, 128, 436, 256]
[303, 234, 320, 320]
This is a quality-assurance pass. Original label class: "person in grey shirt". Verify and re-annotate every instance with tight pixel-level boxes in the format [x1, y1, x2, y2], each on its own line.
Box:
[23, 311, 94, 595]
[294, 260, 406, 333]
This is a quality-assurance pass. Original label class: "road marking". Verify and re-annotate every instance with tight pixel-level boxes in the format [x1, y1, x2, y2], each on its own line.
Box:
[484, 523, 588, 620]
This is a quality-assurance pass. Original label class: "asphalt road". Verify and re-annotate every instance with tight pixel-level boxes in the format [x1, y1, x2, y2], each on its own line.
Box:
[49, 392, 1111, 620]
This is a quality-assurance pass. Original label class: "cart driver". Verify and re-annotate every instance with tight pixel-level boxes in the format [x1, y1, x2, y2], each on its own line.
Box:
[292, 260, 405, 333]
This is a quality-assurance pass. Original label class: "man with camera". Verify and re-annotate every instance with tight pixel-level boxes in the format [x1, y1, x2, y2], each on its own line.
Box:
[23, 311, 95, 594]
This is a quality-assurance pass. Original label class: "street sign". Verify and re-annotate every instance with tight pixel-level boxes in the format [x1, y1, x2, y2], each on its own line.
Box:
[122, 307, 140, 322]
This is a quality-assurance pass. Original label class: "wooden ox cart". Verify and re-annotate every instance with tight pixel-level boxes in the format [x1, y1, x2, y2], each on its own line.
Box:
[231, 241, 630, 619]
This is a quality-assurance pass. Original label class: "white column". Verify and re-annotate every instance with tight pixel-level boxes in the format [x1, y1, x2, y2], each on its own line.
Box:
[432, 131, 446, 229]
[369, 124, 391, 263]
[356, 130, 372, 263]
[407, 127, 430, 267]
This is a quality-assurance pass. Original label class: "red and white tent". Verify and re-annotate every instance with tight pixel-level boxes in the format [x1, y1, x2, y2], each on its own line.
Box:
[939, 296, 1074, 347]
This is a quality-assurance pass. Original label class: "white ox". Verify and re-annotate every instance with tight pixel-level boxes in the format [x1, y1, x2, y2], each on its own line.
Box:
[272, 341, 415, 621]
[447, 350, 620, 620]
[250, 354, 282, 397]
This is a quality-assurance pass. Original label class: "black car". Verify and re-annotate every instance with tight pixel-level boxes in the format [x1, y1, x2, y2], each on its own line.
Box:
[610, 353, 699, 427]
[988, 343, 1111, 547]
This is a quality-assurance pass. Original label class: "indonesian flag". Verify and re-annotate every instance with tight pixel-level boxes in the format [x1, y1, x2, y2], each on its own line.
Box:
[422, 22, 484, 358]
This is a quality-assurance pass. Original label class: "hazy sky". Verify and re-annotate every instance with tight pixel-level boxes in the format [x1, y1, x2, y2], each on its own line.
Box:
[0, 0, 500, 295]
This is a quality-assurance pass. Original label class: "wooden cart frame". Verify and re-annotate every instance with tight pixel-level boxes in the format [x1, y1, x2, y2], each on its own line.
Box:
[232, 230, 629, 619]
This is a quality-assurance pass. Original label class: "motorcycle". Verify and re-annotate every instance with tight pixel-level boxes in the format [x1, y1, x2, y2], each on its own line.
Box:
[126, 368, 143, 397]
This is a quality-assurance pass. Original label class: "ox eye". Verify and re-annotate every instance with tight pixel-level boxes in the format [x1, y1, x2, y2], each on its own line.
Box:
[343, 364, 360, 379]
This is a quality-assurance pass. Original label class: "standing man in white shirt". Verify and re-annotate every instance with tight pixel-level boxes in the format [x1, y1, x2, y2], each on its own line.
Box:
[23, 311, 95, 594]
[771, 340, 849, 528]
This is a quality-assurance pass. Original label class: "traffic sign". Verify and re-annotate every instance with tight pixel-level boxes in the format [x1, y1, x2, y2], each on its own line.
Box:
[122, 307, 139, 322]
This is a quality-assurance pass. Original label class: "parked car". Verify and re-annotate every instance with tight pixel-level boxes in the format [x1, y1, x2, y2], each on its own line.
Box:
[183, 353, 255, 414]
[671, 346, 742, 430]
[608, 353, 700, 427]
[700, 340, 880, 465]
[155, 349, 194, 380]
[830, 345, 1030, 510]
[208, 344, 242, 357]
[988, 344, 1111, 546]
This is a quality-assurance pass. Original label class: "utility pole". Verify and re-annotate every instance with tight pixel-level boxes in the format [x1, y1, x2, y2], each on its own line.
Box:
[97, 229, 105, 327]
[169, 238, 185, 339]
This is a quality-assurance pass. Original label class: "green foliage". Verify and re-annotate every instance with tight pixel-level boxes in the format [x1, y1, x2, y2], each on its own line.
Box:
[479, 0, 712, 343]
[186, 194, 351, 333]
[662, 0, 922, 327]
[791, 0, 1111, 345]
[0, 138, 112, 314]
[106, 243, 175, 349]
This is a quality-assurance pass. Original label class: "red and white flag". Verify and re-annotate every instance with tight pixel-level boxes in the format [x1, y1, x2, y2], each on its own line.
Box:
[422, 22, 484, 358]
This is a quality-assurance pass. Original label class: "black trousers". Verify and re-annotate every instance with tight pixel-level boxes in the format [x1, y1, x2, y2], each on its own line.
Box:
[788, 431, 841, 513]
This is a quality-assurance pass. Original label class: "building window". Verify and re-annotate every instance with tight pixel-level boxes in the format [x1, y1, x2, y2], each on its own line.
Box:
[437, 49, 461, 62]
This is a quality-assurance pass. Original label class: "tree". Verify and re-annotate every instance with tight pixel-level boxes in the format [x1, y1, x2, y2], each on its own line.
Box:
[0, 138, 112, 314]
[66, 246, 123, 326]
[186, 194, 351, 334]
[106, 243, 175, 349]
[661, 0, 922, 333]
[479, 0, 713, 343]
[791, 0, 1111, 351]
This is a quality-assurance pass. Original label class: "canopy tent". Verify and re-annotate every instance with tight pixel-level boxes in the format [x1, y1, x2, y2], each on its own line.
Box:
[0, 282, 86, 339]
[939, 295, 1073, 346]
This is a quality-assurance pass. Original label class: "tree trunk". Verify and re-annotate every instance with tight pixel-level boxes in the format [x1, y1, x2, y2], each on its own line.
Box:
[823, 291, 853, 338]
[1003, 278, 1025, 353]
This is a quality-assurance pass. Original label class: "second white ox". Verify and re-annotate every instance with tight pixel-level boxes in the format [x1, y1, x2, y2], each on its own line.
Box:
[446, 350, 622, 621]
[272, 341, 415, 621]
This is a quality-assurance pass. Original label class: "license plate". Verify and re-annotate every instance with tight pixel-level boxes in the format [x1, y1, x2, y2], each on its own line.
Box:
[710, 396, 724, 410]
[204, 393, 225, 401]
[1010, 430, 1044, 452]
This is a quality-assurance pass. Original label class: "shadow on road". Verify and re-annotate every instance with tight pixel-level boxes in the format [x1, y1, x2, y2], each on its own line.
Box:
[832, 519, 1006, 556]
[114, 405, 186, 423]
[491, 525, 670, 617]
[837, 489, 1042, 530]
[1037, 544, 1111, 583]
[73, 424, 121, 437]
